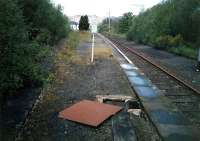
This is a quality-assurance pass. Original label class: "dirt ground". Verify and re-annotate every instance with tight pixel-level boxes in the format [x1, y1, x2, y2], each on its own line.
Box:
[14, 33, 161, 141]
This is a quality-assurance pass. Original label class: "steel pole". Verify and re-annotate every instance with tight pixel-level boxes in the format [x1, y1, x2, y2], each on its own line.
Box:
[197, 48, 200, 71]
[109, 10, 111, 33]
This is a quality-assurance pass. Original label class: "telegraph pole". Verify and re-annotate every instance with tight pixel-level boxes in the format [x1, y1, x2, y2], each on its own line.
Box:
[108, 10, 111, 33]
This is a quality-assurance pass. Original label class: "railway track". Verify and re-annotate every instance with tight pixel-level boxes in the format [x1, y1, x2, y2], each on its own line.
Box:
[108, 36, 200, 129]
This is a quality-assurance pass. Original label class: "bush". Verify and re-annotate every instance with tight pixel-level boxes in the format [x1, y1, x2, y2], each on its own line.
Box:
[155, 34, 184, 48]
[19, 0, 70, 44]
[168, 45, 197, 59]
[127, 0, 200, 48]
[118, 12, 134, 33]
[0, 0, 45, 93]
[169, 34, 184, 47]
[0, 0, 70, 95]
[155, 35, 171, 48]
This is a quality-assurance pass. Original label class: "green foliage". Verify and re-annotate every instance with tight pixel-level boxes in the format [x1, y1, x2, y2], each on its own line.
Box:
[79, 15, 90, 31]
[127, 0, 200, 47]
[118, 12, 134, 33]
[0, 0, 41, 92]
[155, 34, 184, 49]
[98, 13, 134, 35]
[67, 32, 80, 48]
[98, 19, 109, 33]
[18, 0, 70, 44]
[0, 0, 70, 94]
[168, 46, 198, 59]
[126, 0, 200, 58]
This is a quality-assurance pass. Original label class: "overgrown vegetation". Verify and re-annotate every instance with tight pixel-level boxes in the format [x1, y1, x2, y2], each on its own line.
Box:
[0, 0, 70, 95]
[127, 0, 200, 58]
[99, 0, 200, 59]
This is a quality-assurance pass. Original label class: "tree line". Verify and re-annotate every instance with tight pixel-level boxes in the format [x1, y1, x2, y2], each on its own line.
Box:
[98, 12, 134, 35]
[127, 0, 200, 49]
[98, 0, 200, 57]
[0, 0, 70, 95]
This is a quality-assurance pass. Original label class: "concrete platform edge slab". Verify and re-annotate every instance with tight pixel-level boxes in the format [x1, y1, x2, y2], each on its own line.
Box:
[110, 42, 200, 141]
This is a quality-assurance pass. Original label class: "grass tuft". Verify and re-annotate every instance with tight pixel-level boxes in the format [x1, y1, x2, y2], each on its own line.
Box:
[167, 46, 198, 59]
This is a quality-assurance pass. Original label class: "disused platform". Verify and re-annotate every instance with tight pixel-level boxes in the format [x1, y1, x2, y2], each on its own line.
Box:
[99, 34, 200, 141]
[16, 32, 161, 141]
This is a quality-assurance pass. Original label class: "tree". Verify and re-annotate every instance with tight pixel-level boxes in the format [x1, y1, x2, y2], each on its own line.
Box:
[0, 0, 43, 94]
[127, 0, 200, 47]
[79, 15, 90, 30]
[18, 0, 70, 44]
[98, 18, 120, 33]
[0, 0, 70, 95]
[118, 12, 134, 33]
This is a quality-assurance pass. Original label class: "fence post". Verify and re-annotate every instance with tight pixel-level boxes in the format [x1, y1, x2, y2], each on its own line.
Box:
[197, 48, 200, 71]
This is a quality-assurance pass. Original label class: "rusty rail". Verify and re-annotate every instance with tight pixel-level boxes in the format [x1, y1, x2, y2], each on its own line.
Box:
[111, 39, 200, 95]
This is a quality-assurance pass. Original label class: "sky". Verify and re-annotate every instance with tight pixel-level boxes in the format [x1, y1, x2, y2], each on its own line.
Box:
[51, 0, 162, 17]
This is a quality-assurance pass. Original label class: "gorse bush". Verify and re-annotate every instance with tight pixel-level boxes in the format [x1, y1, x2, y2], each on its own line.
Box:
[0, 0, 70, 95]
[155, 34, 184, 49]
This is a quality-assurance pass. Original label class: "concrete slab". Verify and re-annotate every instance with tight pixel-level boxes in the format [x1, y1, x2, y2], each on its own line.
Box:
[133, 86, 159, 99]
[131, 84, 200, 141]
[148, 109, 190, 125]
[128, 76, 151, 87]
[120, 63, 138, 70]
[157, 124, 200, 141]
[125, 70, 139, 77]
[119, 62, 200, 140]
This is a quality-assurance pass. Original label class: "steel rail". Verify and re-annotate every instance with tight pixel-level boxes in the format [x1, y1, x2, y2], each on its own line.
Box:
[111, 38, 200, 95]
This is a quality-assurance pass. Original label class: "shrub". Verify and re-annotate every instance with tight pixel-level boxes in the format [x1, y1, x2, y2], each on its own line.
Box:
[0, 0, 70, 95]
[155, 35, 172, 48]
[0, 0, 46, 93]
[127, 0, 200, 49]
[155, 34, 184, 48]
[168, 45, 198, 59]
[19, 0, 70, 44]
[169, 34, 184, 47]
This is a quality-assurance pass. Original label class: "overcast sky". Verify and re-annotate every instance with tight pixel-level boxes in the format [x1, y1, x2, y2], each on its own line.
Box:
[52, 0, 162, 17]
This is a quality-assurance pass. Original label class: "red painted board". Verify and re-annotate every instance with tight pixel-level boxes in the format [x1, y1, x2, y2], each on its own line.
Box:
[59, 100, 122, 127]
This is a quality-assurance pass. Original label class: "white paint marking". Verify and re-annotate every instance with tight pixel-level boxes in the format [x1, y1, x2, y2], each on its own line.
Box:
[91, 33, 94, 63]
[97, 33, 133, 64]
